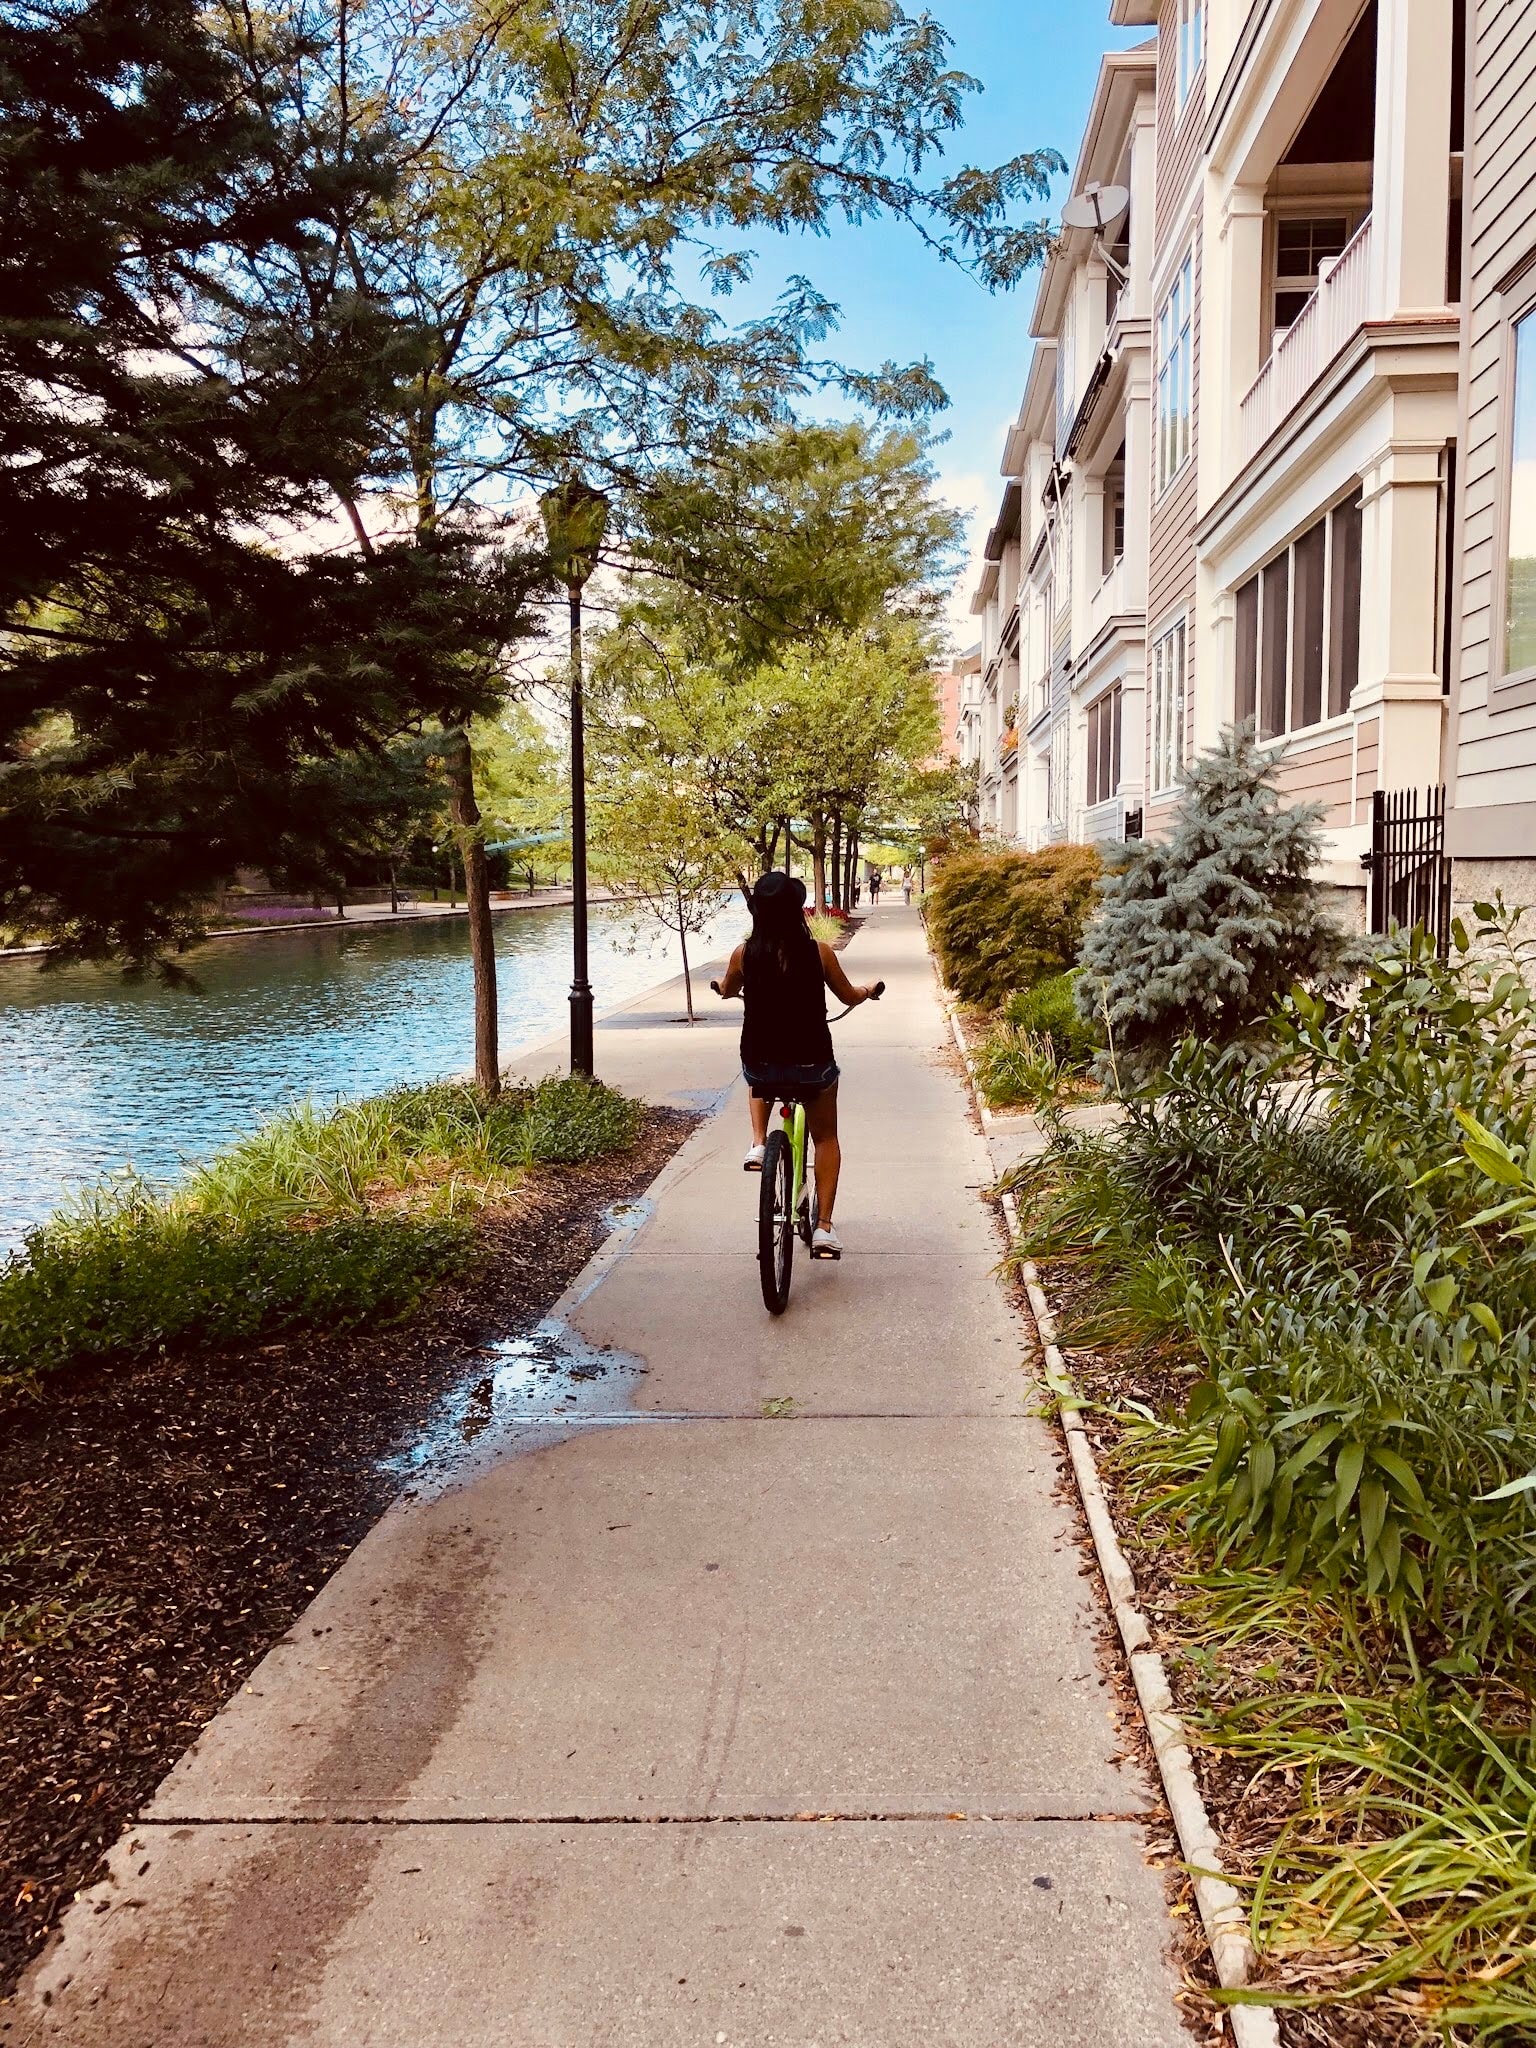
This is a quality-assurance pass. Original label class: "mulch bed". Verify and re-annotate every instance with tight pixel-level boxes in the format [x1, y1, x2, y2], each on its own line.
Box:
[0, 1106, 697, 1997]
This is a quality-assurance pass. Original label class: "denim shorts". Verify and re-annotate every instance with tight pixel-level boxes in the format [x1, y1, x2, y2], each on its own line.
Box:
[743, 1060, 840, 1102]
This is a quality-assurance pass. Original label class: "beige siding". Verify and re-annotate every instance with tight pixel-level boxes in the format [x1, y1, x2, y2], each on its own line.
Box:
[1276, 737, 1353, 829]
[1454, 0, 1536, 819]
[1154, 0, 1205, 249]
[1144, 796, 1180, 839]
[1356, 716, 1380, 809]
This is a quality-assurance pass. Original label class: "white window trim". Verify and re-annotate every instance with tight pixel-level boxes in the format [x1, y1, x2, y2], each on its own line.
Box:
[1493, 276, 1536, 698]
[1155, 250, 1195, 495]
[1175, 0, 1205, 113]
[1150, 615, 1189, 797]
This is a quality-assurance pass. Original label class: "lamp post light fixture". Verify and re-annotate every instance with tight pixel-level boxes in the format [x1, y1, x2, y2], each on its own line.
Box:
[540, 478, 611, 1078]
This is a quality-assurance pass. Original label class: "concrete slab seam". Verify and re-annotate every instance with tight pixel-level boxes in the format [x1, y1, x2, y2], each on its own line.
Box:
[940, 981, 1280, 2048]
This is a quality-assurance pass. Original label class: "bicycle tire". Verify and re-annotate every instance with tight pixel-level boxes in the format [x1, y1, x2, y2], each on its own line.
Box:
[758, 1127, 794, 1315]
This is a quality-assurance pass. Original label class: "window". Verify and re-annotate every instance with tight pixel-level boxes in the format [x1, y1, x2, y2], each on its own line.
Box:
[1151, 619, 1187, 794]
[1102, 465, 1126, 575]
[1272, 214, 1356, 338]
[1176, 0, 1205, 111]
[1504, 305, 1536, 679]
[1156, 254, 1193, 489]
[1047, 718, 1070, 823]
[1235, 491, 1363, 736]
[1086, 687, 1122, 807]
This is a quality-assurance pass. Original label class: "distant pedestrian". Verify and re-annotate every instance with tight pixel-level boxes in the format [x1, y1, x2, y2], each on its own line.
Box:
[902, 868, 913, 906]
[868, 869, 881, 904]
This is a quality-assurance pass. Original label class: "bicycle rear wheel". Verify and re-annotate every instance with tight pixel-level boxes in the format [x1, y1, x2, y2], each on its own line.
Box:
[758, 1127, 794, 1315]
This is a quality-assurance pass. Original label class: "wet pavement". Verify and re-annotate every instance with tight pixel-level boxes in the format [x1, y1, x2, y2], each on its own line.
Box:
[5, 909, 1189, 2047]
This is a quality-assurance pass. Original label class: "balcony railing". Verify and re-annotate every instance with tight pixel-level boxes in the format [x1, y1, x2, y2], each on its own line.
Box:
[1238, 214, 1373, 467]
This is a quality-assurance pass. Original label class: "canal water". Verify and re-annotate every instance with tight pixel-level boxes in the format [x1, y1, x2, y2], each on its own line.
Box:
[0, 899, 746, 1249]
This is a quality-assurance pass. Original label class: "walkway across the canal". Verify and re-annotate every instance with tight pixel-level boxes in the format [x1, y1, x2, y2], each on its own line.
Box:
[12, 907, 1187, 2046]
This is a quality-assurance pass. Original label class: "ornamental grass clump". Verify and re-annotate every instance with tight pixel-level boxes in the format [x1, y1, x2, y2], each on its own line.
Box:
[1075, 724, 1356, 1085]
[927, 841, 1101, 1009]
[0, 1074, 644, 1387]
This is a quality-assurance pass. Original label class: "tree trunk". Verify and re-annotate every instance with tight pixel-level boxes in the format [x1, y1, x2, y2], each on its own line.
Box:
[844, 830, 857, 912]
[388, 863, 399, 915]
[335, 885, 346, 919]
[829, 811, 843, 912]
[811, 813, 827, 914]
[444, 727, 500, 1097]
[678, 901, 694, 1023]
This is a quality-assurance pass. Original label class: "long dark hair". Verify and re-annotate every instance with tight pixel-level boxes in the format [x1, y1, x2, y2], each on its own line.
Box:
[744, 873, 816, 983]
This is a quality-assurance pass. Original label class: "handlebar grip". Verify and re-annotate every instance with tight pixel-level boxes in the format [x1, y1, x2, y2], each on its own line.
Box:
[871, 981, 886, 1000]
[709, 979, 721, 995]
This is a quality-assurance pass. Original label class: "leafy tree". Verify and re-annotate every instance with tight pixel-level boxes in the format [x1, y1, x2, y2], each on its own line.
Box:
[633, 423, 966, 660]
[0, 0, 543, 989]
[472, 708, 569, 890]
[595, 776, 742, 1022]
[1075, 725, 1357, 1085]
[591, 419, 962, 901]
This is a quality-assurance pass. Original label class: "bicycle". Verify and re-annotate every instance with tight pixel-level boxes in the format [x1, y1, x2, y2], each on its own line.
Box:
[709, 976, 884, 1315]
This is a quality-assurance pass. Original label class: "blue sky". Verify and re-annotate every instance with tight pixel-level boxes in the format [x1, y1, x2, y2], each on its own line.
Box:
[730, 1, 1138, 645]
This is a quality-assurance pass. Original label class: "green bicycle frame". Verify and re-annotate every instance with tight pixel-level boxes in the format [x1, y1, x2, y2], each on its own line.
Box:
[781, 1097, 809, 1213]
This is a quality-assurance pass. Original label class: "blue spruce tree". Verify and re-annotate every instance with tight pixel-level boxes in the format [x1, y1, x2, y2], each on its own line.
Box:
[1076, 725, 1355, 1084]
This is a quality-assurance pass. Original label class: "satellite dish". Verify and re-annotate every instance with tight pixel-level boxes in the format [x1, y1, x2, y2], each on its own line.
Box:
[1060, 182, 1129, 235]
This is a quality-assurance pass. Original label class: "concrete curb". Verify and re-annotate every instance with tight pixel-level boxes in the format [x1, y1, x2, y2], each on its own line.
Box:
[941, 992, 1280, 2048]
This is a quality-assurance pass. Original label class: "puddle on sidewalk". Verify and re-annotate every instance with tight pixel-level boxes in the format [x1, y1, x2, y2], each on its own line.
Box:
[384, 1319, 651, 1493]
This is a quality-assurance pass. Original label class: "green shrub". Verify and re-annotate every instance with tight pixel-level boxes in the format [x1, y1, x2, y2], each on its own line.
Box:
[0, 1190, 468, 1382]
[1002, 970, 1102, 1068]
[928, 842, 1102, 1008]
[972, 974, 1103, 1111]
[1075, 725, 1356, 1085]
[0, 1074, 645, 1387]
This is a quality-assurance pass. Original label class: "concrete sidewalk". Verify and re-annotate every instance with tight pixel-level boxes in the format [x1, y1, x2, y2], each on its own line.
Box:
[9, 907, 1188, 2047]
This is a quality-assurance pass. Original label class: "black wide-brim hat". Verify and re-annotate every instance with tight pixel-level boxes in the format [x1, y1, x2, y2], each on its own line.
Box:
[751, 870, 807, 911]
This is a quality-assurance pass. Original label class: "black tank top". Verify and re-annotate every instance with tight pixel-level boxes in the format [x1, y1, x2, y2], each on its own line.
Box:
[740, 939, 834, 1069]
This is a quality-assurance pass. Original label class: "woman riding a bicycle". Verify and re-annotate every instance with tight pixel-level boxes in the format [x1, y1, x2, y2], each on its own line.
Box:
[713, 870, 879, 1261]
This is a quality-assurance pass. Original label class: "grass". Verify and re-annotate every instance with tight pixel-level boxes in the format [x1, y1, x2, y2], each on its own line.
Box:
[0, 1075, 644, 1390]
[968, 971, 1103, 1112]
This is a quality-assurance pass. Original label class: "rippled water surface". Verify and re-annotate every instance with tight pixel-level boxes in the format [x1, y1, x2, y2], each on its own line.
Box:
[0, 900, 744, 1246]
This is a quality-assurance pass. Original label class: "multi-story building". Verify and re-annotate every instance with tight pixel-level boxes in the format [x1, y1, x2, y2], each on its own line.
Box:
[970, 0, 1530, 926]
[964, 40, 1158, 849]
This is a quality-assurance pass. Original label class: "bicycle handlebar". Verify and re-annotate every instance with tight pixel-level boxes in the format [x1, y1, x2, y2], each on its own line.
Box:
[712, 976, 884, 1014]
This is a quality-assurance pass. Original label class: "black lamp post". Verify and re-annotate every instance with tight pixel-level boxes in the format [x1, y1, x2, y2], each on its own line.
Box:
[540, 479, 611, 1077]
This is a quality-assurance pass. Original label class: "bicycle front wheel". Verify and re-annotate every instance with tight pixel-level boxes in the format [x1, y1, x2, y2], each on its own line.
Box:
[758, 1127, 794, 1315]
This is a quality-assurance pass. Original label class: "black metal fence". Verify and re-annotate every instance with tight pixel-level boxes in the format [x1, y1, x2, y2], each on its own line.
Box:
[1362, 785, 1451, 953]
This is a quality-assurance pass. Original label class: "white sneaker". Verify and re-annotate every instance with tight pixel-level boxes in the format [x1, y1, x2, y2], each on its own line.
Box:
[744, 1144, 765, 1172]
[811, 1224, 843, 1260]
